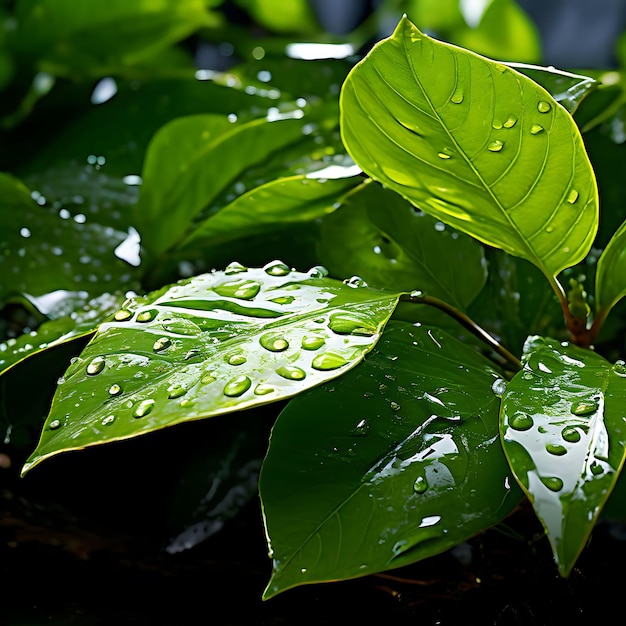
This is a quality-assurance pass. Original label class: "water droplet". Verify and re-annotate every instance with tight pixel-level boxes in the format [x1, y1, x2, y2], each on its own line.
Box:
[214, 279, 261, 300]
[437, 152, 451, 159]
[613, 360, 626, 377]
[301, 335, 325, 350]
[86, 356, 105, 375]
[488, 140, 504, 152]
[254, 383, 274, 395]
[114, 309, 132, 321]
[329, 313, 376, 336]
[503, 115, 517, 128]
[537, 101, 552, 113]
[590, 461, 604, 476]
[167, 384, 186, 399]
[260, 334, 289, 352]
[137, 309, 157, 323]
[561, 426, 581, 443]
[566, 189, 579, 204]
[201, 374, 216, 384]
[224, 261, 247, 275]
[541, 476, 563, 492]
[343, 275, 368, 288]
[263, 260, 291, 276]
[413, 475, 428, 494]
[49, 419, 61, 430]
[179, 398, 195, 408]
[102, 415, 115, 426]
[153, 337, 171, 352]
[530, 124, 544, 135]
[571, 400, 598, 416]
[522, 371, 534, 380]
[276, 365, 306, 380]
[224, 375, 251, 397]
[308, 265, 329, 278]
[492, 119, 503, 130]
[269, 296, 295, 305]
[133, 399, 155, 418]
[546, 443, 567, 456]
[228, 354, 247, 366]
[450, 88, 464, 104]
[312, 352, 348, 371]
[390, 401, 400, 411]
[509, 411, 534, 431]
[491, 378, 507, 397]
[108, 383, 122, 396]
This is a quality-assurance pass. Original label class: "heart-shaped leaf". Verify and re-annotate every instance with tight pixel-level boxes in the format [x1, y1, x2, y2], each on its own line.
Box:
[500, 335, 626, 576]
[340, 16, 598, 287]
[21, 261, 402, 474]
[260, 321, 523, 598]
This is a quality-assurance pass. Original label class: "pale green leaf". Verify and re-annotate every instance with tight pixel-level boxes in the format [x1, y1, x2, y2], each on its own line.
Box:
[340, 16, 599, 286]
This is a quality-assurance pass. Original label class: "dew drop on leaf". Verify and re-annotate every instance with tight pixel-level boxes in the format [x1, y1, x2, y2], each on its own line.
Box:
[133, 399, 155, 418]
[562, 426, 581, 442]
[86, 356, 105, 375]
[108, 383, 122, 396]
[567, 189, 579, 204]
[491, 378, 507, 397]
[571, 400, 598, 416]
[102, 415, 115, 426]
[541, 476, 563, 492]
[263, 260, 291, 276]
[254, 383, 274, 396]
[328, 313, 376, 336]
[308, 265, 329, 278]
[503, 115, 517, 128]
[450, 88, 464, 104]
[228, 354, 247, 366]
[276, 365, 306, 380]
[269, 296, 295, 305]
[590, 461, 604, 476]
[546, 443, 567, 456]
[613, 360, 626, 377]
[492, 119, 503, 130]
[114, 309, 132, 321]
[488, 140, 504, 152]
[537, 101, 552, 113]
[49, 419, 61, 430]
[311, 352, 348, 371]
[153, 337, 171, 352]
[530, 124, 544, 135]
[224, 261, 247, 275]
[224, 375, 252, 397]
[437, 152, 451, 159]
[201, 374, 216, 384]
[167, 384, 186, 399]
[509, 411, 534, 431]
[137, 309, 157, 323]
[214, 279, 261, 300]
[259, 334, 289, 352]
[301, 335, 325, 350]
[413, 475, 428, 494]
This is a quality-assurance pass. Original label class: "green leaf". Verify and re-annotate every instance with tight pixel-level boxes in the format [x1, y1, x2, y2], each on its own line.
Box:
[595, 219, 626, 318]
[136, 113, 313, 257]
[340, 16, 599, 287]
[180, 169, 360, 250]
[21, 262, 402, 475]
[500, 335, 626, 577]
[260, 321, 523, 599]
[318, 179, 487, 307]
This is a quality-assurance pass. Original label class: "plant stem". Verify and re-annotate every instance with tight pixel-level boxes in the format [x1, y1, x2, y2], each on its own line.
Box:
[399, 292, 522, 371]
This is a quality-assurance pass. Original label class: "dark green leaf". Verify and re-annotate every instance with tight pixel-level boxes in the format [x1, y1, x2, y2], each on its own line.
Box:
[500, 335, 626, 576]
[22, 262, 402, 474]
[260, 321, 523, 598]
[595, 219, 626, 318]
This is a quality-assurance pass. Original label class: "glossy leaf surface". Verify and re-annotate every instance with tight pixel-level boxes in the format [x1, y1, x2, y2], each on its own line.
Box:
[22, 262, 402, 474]
[340, 16, 598, 282]
[261, 321, 523, 598]
[500, 336, 626, 576]
[595, 219, 626, 316]
[318, 179, 487, 306]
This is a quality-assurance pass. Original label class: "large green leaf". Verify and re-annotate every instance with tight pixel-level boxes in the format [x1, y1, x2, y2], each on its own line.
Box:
[318, 179, 487, 307]
[340, 16, 599, 287]
[21, 262, 402, 474]
[594, 219, 626, 318]
[500, 335, 626, 577]
[260, 321, 523, 599]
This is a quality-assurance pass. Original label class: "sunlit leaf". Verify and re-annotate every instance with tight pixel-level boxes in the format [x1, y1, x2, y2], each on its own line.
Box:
[22, 262, 402, 474]
[340, 16, 598, 287]
[261, 321, 523, 598]
[500, 335, 626, 577]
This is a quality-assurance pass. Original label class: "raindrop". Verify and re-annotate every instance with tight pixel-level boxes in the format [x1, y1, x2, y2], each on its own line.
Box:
[114, 309, 132, 321]
[167, 384, 187, 399]
[562, 426, 581, 443]
[102, 415, 115, 426]
[223, 375, 251, 397]
[269, 296, 295, 305]
[343, 275, 367, 288]
[546, 443, 567, 456]
[450, 88, 464, 104]
[566, 189, 579, 204]
[228, 354, 247, 366]
[571, 400, 598, 416]
[260, 334, 289, 352]
[437, 152, 451, 160]
[312, 352, 348, 371]
[276, 365, 306, 380]
[329, 313, 376, 336]
[509, 411, 533, 431]
[613, 360, 626, 377]
[590, 461, 604, 476]
[492, 119, 503, 130]
[413, 475, 428, 494]
[537, 101, 552, 113]
[308, 265, 329, 278]
[541, 476, 563, 492]
[133, 399, 155, 418]
[488, 140, 504, 152]
[137, 309, 157, 323]
[503, 115, 517, 128]
[302, 335, 325, 350]
[153, 337, 171, 352]
[263, 260, 291, 276]
[254, 383, 274, 395]
[522, 371, 534, 380]
[201, 374, 216, 384]
[491, 378, 507, 397]
[108, 383, 122, 396]
[214, 279, 261, 300]
[224, 261, 247, 275]
[530, 124, 544, 135]
[86, 356, 105, 375]
[49, 419, 62, 430]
